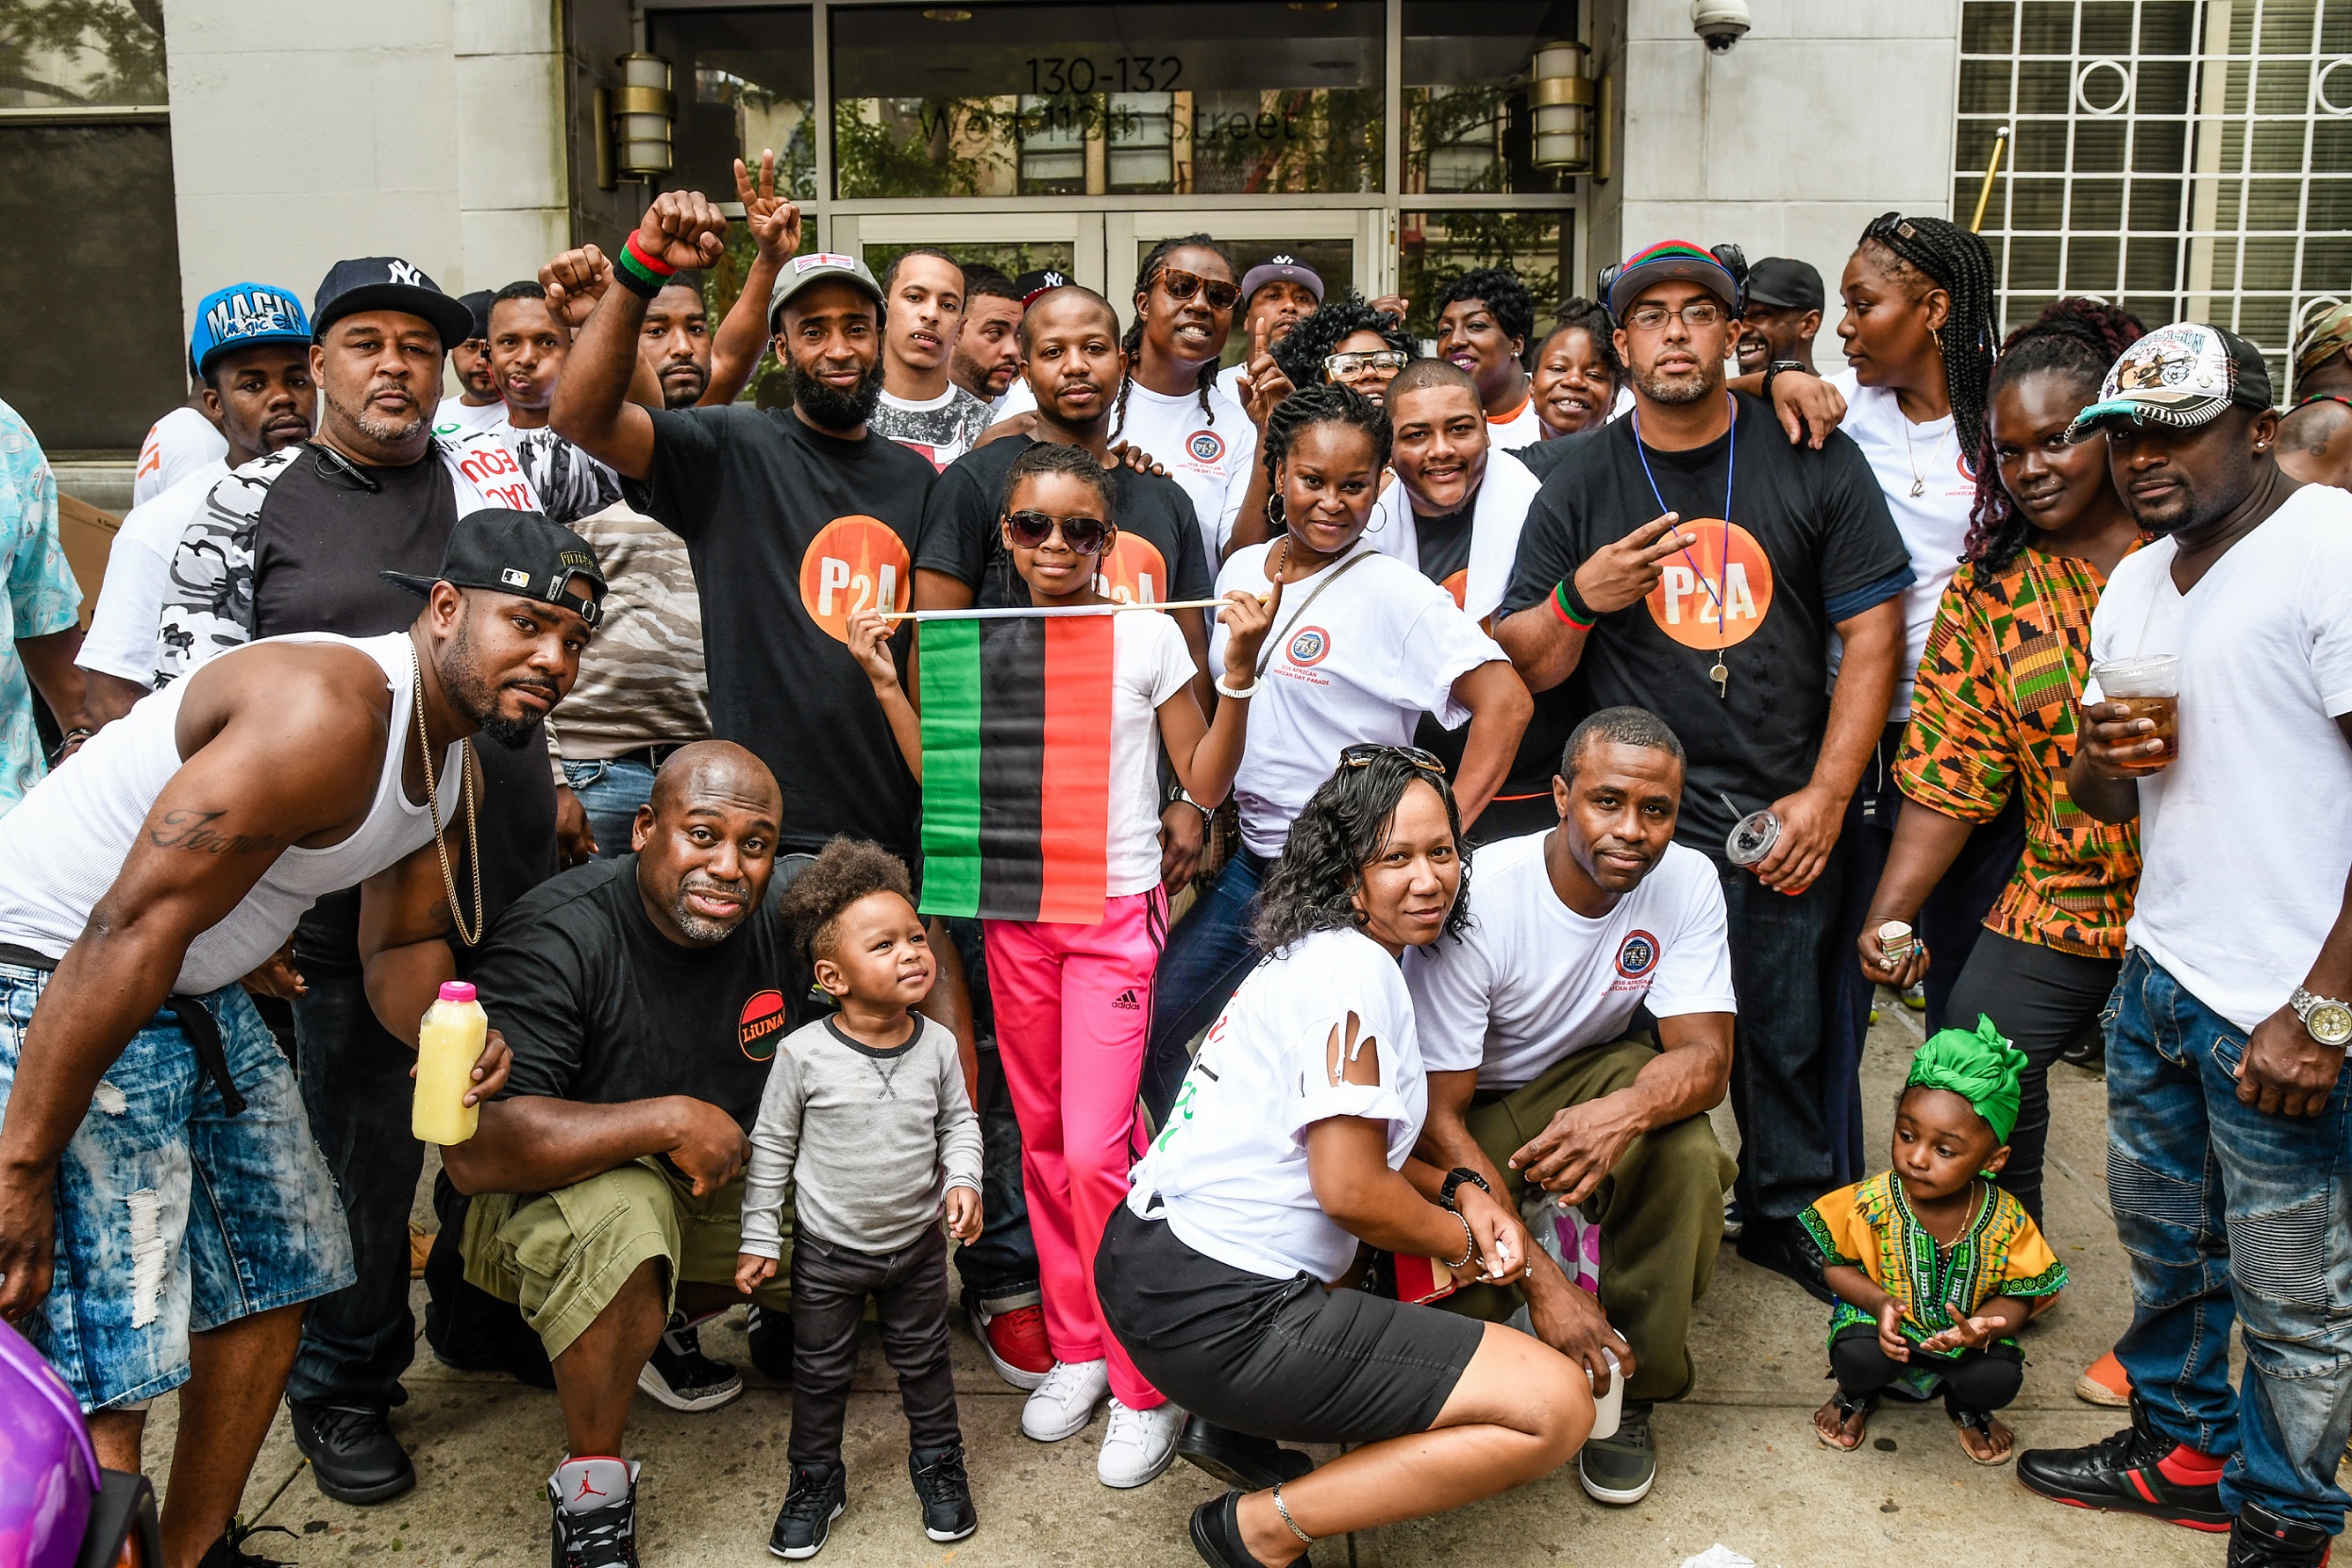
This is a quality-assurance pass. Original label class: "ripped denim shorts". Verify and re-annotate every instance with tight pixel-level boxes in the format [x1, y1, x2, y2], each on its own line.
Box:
[0, 962, 353, 1410]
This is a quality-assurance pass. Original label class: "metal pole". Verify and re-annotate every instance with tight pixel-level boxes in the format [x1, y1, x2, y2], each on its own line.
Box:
[1969, 124, 2012, 234]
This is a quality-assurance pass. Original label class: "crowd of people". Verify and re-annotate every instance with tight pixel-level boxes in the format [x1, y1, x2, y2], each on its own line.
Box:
[0, 155, 2346, 1568]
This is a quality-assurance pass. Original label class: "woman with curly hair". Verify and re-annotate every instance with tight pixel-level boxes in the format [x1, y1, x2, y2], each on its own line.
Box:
[1269, 292, 1417, 405]
[1857, 296, 2147, 1224]
[1435, 267, 1544, 449]
[1101, 747, 1591, 1568]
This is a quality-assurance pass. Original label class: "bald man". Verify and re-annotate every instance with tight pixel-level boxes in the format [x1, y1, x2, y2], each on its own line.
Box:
[369, 742, 805, 1556]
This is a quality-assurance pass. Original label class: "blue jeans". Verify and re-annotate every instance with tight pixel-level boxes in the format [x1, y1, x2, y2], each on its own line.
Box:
[1141, 851, 1269, 1126]
[941, 916, 1039, 1311]
[562, 757, 657, 862]
[2107, 948, 2352, 1533]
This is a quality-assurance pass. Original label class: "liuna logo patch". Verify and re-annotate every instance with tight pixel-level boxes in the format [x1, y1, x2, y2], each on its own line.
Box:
[739, 990, 788, 1059]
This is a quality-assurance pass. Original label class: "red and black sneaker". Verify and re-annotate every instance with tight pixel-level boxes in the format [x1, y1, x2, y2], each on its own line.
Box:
[2015, 1398, 2231, 1533]
[2229, 1502, 2333, 1568]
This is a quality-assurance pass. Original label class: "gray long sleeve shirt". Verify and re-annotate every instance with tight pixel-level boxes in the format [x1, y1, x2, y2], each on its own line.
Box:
[740, 1014, 981, 1258]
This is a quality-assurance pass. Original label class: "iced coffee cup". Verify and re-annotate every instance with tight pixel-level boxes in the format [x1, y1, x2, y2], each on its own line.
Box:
[2090, 654, 2180, 773]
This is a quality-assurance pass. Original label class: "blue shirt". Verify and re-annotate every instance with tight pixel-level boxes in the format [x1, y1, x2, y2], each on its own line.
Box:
[0, 401, 86, 812]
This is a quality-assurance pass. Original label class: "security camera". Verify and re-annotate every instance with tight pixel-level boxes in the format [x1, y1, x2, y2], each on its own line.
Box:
[1692, 0, 1752, 52]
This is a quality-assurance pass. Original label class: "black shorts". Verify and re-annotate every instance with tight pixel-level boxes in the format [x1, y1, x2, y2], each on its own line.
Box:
[1097, 1203, 1484, 1445]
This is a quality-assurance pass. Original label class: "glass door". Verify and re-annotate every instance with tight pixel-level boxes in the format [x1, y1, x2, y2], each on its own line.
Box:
[830, 211, 1105, 295]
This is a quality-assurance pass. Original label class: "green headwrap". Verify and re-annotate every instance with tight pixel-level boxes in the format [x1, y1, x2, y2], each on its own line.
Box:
[1904, 1014, 2028, 1143]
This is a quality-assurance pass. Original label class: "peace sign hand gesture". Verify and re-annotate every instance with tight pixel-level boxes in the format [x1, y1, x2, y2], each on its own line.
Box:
[733, 149, 802, 264]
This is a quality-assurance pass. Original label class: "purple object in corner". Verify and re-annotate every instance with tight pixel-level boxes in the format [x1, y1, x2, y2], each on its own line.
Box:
[0, 1313, 100, 1568]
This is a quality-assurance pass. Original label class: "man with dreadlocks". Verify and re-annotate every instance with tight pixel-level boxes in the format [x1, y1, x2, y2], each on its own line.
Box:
[1818, 212, 2028, 1187]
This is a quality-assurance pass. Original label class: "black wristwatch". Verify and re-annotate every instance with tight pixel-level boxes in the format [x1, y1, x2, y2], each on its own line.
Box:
[1439, 1166, 1492, 1213]
[1760, 359, 1816, 404]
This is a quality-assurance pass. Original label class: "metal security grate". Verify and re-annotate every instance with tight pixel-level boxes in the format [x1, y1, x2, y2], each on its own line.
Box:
[1957, 0, 2352, 395]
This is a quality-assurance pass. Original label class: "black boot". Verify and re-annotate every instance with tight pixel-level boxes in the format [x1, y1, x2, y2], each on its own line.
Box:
[2229, 1501, 2334, 1567]
[2014, 1396, 2231, 1532]
[288, 1401, 416, 1505]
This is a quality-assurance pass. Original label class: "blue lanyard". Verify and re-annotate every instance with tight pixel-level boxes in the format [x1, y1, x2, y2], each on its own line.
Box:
[1630, 392, 1737, 643]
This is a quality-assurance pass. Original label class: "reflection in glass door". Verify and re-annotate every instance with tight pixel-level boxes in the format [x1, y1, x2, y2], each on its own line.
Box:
[832, 212, 1104, 296]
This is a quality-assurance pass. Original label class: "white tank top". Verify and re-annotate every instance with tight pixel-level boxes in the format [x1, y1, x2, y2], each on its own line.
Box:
[0, 631, 464, 994]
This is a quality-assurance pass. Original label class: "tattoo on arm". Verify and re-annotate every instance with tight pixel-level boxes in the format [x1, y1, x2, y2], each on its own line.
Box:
[149, 809, 283, 855]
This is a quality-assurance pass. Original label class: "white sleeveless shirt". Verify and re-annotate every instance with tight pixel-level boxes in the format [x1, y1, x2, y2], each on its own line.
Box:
[0, 631, 464, 994]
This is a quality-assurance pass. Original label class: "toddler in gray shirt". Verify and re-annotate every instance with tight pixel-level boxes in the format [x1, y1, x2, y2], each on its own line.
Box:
[735, 839, 983, 1557]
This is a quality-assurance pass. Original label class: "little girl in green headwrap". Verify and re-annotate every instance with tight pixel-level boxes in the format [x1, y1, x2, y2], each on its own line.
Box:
[1800, 1014, 2067, 1465]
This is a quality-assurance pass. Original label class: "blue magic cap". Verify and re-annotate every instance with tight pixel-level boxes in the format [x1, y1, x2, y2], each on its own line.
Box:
[189, 283, 311, 379]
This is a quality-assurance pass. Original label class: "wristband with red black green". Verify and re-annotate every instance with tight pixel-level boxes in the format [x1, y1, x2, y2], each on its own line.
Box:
[614, 233, 675, 299]
[1549, 576, 1597, 628]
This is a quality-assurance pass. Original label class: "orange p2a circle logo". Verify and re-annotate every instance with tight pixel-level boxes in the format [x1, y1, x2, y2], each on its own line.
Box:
[800, 516, 912, 643]
[1097, 534, 1170, 606]
[740, 990, 787, 1060]
[1645, 520, 1775, 650]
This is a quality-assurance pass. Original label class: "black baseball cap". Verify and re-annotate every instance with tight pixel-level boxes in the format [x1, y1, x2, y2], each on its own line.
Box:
[1012, 268, 1072, 307]
[313, 256, 477, 350]
[458, 289, 495, 344]
[1744, 257, 1825, 315]
[381, 509, 607, 628]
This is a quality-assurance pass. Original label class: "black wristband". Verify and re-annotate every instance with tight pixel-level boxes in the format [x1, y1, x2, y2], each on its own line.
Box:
[611, 264, 663, 301]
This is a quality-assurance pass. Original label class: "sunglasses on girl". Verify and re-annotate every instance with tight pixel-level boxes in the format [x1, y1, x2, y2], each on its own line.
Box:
[1004, 510, 1110, 555]
[1159, 266, 1241, 312]
[1339, 742, 1448, 775]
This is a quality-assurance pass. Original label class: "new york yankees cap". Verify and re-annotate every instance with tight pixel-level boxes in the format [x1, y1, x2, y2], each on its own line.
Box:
[1239, 255, 1325, 305]
[1012, 268, 1071, 307]
[312, 256, 477, 350]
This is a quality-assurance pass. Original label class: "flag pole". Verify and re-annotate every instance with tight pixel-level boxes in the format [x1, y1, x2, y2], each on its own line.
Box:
[882, 598, 1239, 622]
[1969, 125, 2011, 234]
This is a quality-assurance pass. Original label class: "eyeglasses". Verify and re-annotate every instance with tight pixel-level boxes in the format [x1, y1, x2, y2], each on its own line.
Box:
[1324, 349, 1410, 378]
[1158, 266, 1241, 312]
[1003, 510, 1110, 555]
[1339, 743, 1448, 776]
[1623, 301, 1729, 331]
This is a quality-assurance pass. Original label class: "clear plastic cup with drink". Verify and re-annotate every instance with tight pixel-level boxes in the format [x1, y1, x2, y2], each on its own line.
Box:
[2091, 654, 2180, 772]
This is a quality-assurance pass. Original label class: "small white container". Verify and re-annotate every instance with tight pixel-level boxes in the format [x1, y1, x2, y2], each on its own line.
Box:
[1588, 1348, 1623, 1440]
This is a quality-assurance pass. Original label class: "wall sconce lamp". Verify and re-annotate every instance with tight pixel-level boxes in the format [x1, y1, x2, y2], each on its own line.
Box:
[1529, 41, 1594, 173]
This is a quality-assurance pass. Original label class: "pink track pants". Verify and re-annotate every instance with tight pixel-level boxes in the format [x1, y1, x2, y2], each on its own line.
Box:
[983, 887, 1167, 1410]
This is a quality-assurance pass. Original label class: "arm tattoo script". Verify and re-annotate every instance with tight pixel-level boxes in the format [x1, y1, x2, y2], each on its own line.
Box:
[149, 809, 283, 856]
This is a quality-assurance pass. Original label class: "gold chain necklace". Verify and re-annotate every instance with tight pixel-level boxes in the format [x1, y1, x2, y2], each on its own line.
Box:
[409, 640, 483, 947]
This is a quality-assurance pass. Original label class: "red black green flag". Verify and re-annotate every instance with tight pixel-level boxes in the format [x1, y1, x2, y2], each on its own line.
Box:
[917, 614, 1113, 925]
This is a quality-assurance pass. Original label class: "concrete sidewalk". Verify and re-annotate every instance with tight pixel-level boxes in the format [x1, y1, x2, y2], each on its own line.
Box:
[145, 1000, 2274, 1567]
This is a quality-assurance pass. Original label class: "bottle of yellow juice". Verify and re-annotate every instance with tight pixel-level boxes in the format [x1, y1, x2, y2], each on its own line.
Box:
[413, 980, 485, 1145]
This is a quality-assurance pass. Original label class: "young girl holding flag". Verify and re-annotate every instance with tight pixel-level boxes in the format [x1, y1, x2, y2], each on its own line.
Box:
[848, 441, 1276, 1489]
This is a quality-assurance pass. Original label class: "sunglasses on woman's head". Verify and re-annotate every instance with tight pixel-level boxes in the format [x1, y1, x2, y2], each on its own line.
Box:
[1339, 743, 1448, 776]
[1159, 266, 1241, 312]
[1004, 510, 1109, 555]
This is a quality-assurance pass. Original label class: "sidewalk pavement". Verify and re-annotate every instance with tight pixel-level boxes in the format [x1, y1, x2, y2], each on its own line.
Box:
[144, 1000, 2276, 1566]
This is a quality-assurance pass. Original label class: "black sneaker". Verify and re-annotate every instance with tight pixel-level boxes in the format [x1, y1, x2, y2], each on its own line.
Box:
[1578, 1401, 1656, 1505]
[1733, 1217, 1834, 1304]
[1187, 1490, 1305, 1568]
[546, 1458, 642, 1568]
[2229, 1501, 2335, 1567]
[195, 1520, 297, 1567]
[746, 1304, 794, 1383]
[2015, 1398, 2233, 1532]
[769, 1463, 846, 1560]
[908, 1444, 978, 1543]
[288, 1401, 416, 1505]
[636, 1312, 743, 1411]
[1173, 1416, 1314, 1491]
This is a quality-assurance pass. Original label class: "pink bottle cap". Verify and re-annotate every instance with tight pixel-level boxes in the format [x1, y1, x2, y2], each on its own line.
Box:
[437, 981, 478, 1003]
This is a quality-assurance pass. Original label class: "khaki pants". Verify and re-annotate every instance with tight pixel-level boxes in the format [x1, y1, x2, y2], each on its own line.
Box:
[462, 1156, 793, 1360]
[1439, 1036, 1736, 1404]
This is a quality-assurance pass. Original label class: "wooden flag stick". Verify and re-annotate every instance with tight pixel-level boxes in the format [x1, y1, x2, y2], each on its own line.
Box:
[882, 597, 1237, 623]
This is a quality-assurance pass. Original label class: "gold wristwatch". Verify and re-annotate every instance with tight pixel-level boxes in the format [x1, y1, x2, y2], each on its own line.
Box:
[2289, 987, 2352, 1047]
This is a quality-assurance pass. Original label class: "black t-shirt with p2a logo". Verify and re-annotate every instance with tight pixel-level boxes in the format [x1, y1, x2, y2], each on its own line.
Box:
[473, 855, 808, 1133]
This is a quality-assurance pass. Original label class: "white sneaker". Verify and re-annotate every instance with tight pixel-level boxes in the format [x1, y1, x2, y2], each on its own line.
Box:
[1021, 1357, 1109, 1442]
[1097, 1400, 1183, 1488]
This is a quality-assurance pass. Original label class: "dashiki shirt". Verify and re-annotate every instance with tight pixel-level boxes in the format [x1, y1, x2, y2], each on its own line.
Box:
[1895, 544, 2143, 956]
[1799, 1172, 2066, 1356]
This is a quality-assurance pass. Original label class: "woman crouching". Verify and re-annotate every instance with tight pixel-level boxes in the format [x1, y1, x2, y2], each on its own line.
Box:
[1098, 746, 1592, 1567]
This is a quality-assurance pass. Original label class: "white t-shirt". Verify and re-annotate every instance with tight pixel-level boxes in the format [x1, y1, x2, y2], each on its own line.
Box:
[1112, 379, 1259, 576]
[2080, 484, 2352, 1030]
[431, 398, 506, 443]
[1823, 368, 1974, 719]
[1106, 609, 1201, 896]
[1487, 396, 1544, 450]
[132, 405, 228, 509]
[1211, 541, 1503, 857]
[1404, 834, 1736, 1091]
[78, 460, 227, 687]
[1215, 361, 1250, 407]
[1129, 925, 1427, 1282]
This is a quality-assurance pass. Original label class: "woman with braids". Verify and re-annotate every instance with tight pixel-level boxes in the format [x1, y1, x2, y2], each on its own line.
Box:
[1817, 211, 2028, 1183]
[1101, 748, 1591, 1568]
[1856, 298, 2147, 1228]
[1142, 383, 1530, 1132]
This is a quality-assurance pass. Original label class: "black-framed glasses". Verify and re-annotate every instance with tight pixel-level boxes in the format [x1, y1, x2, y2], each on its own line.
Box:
[1623, 300, 1729, 331]
[1003, 510, 1110, 555]
[1158, 266, 1241, 312]
[1325, 349, 1410, 378]
[1864, 211, 1917, 244]
[1339, 743, 1448, 776]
